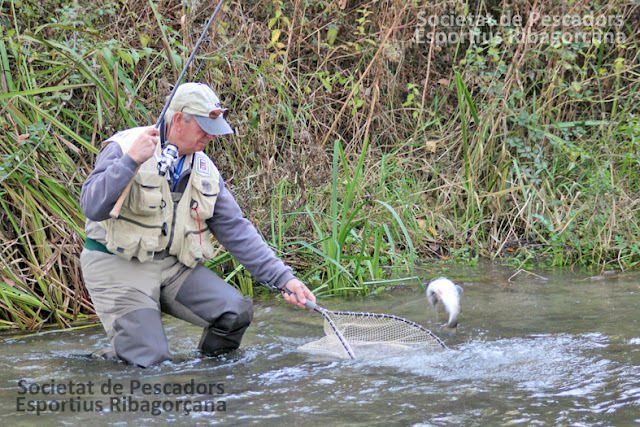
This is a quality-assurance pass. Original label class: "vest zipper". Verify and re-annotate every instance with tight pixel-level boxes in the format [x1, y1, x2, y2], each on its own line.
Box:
[165, 200, 179, 251]
[119, 216, 165, 230]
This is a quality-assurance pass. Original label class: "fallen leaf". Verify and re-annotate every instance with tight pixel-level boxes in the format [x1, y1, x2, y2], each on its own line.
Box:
[1, 274, 17, 287]
[426, 140, 438, 153]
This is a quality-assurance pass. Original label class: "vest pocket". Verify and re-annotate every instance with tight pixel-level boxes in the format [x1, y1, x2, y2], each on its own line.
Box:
[105, 216, 166, 262]
[179, 231, 215, 268]
[136, 234, 161, 263]
[189, 177, 218, 221]
[129, 170, 164, 216]
[105, 220, 140, 260]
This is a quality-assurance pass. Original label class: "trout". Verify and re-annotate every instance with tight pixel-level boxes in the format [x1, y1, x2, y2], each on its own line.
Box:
[426, 277, 463, 336]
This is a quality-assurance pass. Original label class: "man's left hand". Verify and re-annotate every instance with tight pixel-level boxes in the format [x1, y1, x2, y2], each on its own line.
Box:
[282, 278, 316, 310]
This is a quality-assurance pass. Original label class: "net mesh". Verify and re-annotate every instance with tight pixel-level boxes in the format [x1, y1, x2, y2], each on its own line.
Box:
[298, 310, 447, 359]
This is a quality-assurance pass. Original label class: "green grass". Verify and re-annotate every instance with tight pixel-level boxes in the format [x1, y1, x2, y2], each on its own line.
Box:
[0, 0, 639, 329]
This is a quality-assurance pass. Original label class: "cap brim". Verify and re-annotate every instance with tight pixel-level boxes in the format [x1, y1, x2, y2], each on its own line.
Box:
[193, 115, 234, 136]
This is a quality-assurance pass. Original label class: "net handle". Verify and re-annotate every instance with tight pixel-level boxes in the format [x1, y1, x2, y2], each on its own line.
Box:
[277, 287, 356, 359]
[281, 288, 318, 311]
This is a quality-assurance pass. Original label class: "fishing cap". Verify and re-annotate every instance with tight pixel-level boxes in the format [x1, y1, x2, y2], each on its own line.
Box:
[169, 82, 233, 136]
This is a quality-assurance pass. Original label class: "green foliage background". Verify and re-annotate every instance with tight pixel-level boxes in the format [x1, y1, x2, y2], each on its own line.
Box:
[0, 0, 639, 329]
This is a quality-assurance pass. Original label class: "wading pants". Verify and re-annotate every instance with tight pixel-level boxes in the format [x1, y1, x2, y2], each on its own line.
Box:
[80, 248, 253, 368]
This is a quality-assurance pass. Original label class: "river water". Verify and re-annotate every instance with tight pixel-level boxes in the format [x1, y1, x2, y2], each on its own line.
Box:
[1, 262, 639, 426]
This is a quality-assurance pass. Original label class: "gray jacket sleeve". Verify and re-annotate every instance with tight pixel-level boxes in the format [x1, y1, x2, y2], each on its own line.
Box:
[80, 143, 139, 221]
[206, 179, 296, 289]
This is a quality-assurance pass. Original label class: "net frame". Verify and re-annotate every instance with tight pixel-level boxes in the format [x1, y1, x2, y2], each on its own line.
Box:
[264, 283, 447, 359]
[299, 309, 448, 359]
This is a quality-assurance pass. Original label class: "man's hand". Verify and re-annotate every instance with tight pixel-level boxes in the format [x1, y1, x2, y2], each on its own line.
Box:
[282, 278, 316, 310]
[128, 127, 160, 164]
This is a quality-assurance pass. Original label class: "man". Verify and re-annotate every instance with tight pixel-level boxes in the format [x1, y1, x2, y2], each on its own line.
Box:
[80, 82, 315, 367]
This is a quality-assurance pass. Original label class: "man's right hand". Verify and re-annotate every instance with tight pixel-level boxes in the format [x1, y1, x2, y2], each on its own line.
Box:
[128, 127, 160, 164]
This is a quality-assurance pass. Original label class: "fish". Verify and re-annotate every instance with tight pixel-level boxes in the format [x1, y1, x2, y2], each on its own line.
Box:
[426, 277, 463, 337]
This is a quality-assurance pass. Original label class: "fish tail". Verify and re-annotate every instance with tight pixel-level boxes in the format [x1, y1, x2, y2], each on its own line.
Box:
[440, 323, 457, 337]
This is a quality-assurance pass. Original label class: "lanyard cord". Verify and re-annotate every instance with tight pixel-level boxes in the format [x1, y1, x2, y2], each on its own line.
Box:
[171, 156, 186, 191]
[193, 205, 202, 245]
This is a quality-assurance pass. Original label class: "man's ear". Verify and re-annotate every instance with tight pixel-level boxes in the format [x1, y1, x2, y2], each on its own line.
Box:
[173, 112, 184, 128]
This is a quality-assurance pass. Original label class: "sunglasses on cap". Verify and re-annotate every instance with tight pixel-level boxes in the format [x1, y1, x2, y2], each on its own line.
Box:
[181, 106, 228, 120]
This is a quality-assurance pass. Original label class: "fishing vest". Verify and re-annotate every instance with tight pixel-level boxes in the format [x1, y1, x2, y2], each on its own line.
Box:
[96, 126, 220, 267]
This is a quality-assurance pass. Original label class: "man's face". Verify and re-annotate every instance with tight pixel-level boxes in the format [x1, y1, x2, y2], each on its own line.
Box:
[170, 112, 216, 155]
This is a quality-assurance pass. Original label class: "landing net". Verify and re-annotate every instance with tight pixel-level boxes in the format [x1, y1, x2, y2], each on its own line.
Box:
[298, 310, 447, 359]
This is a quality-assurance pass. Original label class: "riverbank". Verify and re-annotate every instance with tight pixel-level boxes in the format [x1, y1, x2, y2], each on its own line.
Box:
[1, 0, 638, 328]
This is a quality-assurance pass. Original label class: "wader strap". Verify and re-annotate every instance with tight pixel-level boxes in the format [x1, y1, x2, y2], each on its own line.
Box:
[85, 237, 170, 260]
